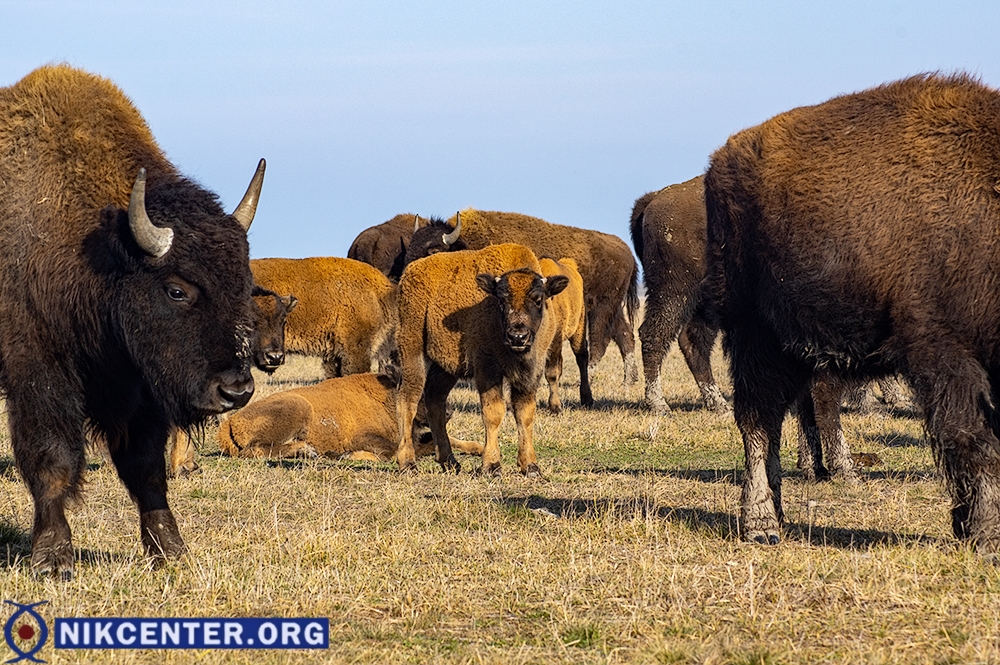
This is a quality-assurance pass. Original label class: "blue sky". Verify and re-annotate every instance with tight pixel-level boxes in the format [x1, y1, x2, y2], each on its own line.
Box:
[4, 1, 1000, 258]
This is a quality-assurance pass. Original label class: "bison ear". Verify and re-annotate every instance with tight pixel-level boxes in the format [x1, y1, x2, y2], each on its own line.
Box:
[283, 294, 299, 313]
[476, 273, 498, 296]
[544, 275, 569, 299]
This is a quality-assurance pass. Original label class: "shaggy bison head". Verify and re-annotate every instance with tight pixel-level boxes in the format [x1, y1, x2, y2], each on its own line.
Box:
[476, 268, 568, 353]
[100, 160, 266, 426]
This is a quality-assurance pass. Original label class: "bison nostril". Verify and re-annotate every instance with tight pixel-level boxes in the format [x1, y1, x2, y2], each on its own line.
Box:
[265, 352, 284, 365]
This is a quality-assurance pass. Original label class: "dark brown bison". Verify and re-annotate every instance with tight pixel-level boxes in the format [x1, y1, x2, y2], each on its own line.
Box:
[396, 244, 567, 476]
[0, 64, 264, 577]
[404, 209, 639, 386]
[705, 73, 1000, 550]
[250, 257, 398, 377]
[216, 371, 483, 462]
[347, 213, 420, 280]
[629, 176, 728, 415]
[167, 286, 298, 478]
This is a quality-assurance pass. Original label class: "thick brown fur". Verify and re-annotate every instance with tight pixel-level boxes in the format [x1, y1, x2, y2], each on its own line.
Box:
[705, 73, 1000, 550]
[629, 176, 728, 415]
[405, 208, 640, 386]
[216, 372, 483, 461]
[250, 257, 398, 377]
[0, 65, 260, 577]
[396, 244, 567, 476]
[538, 258, 592, 412]
[347, 213, 419, 281]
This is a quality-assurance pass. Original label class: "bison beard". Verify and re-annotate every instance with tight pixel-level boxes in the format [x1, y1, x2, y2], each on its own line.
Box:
[0, 64, 263, 578]
[705, 72, 1000, 551]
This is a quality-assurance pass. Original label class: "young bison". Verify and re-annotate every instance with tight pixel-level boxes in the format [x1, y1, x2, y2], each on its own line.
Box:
[538, 257, 592, 413]
[216, 372, 483, 462]
[396, 244, 567, 476]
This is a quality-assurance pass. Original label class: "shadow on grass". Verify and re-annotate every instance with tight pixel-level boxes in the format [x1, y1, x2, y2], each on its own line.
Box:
[497, 494, 938, 549]
[580, 466, 938, 486]
[0, 519, 123, 571]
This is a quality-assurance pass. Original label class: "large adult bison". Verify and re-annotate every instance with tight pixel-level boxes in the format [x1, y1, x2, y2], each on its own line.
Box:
[629, 176, 727, 415]
[404, 209, 640, 386]
[0, 64, 264, 577]
[396, 244, 567, 476]
[705, 73, 1000, 550]
[346, 213, 420, 280]
[250, 257, 398, 377]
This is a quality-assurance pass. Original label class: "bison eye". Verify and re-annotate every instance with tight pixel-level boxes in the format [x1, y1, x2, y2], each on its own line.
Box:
[166, 283, 192, 304]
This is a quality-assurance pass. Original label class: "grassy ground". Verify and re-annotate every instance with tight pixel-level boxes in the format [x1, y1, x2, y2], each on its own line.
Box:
[1, 338, 999, 664]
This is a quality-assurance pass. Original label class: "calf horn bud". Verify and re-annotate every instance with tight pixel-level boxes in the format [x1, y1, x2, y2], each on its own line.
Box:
[231, 158, 267, 231]
[128, 168, 174, 258]
[442, 211, 462, 246]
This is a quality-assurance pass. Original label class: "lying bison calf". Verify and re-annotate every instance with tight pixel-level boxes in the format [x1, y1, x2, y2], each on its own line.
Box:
[217, 372, 482, 461]
[396, 243, 567, 476]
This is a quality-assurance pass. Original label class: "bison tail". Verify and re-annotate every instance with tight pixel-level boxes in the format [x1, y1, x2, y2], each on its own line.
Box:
[628, 190, 658, 267]
[624, 259, 640, 328]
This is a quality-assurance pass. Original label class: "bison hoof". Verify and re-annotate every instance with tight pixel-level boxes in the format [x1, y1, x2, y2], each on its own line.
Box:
[168, 461, 201, 480]
[746, 531, 781, 546]
[398, 459, 418, 473]
[547, 404, 562, 415]
[648, 401, 671, 416]
[140, 509, 187, 560]
[439, 456, 462, 474]
[580, 395, 595, 408]
[31, 541, 75, 581]
[522, 464, 544, 479]
[477, 462, 502, 477]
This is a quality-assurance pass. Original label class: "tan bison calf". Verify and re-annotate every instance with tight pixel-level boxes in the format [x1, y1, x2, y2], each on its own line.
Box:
[396, 243, 568, 476]
[538, 257, 591, 413]
[216, 372, 483, 461]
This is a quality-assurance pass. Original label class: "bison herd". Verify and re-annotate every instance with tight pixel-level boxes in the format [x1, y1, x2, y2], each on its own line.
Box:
[3, 64, 1000, 578]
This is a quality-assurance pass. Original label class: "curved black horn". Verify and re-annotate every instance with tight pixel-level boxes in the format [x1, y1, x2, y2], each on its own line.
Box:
[231, 158, 266, 231]
[128, 168, 174, 258]
[442, 211, 462, 245]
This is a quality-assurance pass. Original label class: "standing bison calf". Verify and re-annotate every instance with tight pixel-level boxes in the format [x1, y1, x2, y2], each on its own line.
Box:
[396, 244, 568, 476]
[538, 257, 592, 413]
[705, 73, 1000, 550]
[250, 257, 397, 377]
[217, 372, 483, 461]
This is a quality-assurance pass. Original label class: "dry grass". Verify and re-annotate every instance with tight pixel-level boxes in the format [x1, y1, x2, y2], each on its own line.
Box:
[2, 338, 1000, 664]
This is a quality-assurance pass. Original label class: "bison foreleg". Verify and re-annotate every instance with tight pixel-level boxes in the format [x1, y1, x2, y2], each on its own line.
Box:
[109, 410, 185, 561]
[425, 366, 460, 473]
[9, 398, 85, 580]
[476, 378, 506, 476]
[511, 384, 542, 478]
[544, 338, 564, 414]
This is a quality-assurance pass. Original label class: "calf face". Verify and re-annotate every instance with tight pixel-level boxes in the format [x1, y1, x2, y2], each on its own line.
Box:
[476, 269, 569, 353]
[250, 286, 298, 373]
